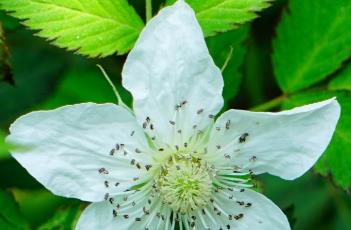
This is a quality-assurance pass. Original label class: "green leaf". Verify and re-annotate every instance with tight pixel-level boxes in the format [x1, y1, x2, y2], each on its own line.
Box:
[273, 0, 351, 93]
[0, 0, 144, 57]
[38, 205, 81, 230]
[207, 26, 249, 108]
[282, 90, 351, 189]
[166, 0, 271, 36]
[328, 64, 351, 91]
[0, 189, 28, 230]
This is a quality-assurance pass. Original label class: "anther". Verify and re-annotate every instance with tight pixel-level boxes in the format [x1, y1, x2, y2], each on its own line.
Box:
[135, 148, 141, 153]
[250, 156, 257, 162]
[225, 120, 231, 130]
[98, 168, 109, 174]
[239, 133, 249, 143]
[145, 165, 152, 171]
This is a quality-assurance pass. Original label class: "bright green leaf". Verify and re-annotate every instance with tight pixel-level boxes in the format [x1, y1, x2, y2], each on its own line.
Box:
[282, 90, 351, 189]
[329, 64, 351, 91]
[207, 25, 249, 109]
[38, 205, 81, 230]
[0, 189, 28, 230]
[0, 0, 144, 57]
[273, 0, 351, 93]
[166, 0, 271, 36]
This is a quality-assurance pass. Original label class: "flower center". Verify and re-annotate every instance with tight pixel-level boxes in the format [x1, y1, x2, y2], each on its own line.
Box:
[156, 153, 213, 213]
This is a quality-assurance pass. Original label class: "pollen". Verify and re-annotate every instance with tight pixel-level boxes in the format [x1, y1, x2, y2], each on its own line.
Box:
[156, 154, 213, 214]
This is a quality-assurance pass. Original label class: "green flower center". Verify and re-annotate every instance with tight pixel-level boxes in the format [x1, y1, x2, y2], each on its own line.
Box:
[156, 154, 213, 213]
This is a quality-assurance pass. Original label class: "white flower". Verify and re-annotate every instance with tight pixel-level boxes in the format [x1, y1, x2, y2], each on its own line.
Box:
[8, 1, 340, 230]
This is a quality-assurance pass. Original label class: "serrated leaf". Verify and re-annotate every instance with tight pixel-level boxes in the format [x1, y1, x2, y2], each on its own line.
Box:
[273, 0, 351, 93]
[0, 0, 144, 57]
[282, 90, 351, 189]
[166, 0, 271, 36]
[328, 64, 351, 91]
[0, 189, 28, 230]
[38, 205, 81, 230]
[207, 25, 249, 109]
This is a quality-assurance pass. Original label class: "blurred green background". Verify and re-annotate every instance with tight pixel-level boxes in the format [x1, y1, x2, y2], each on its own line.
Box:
[1, 0, 351, 229]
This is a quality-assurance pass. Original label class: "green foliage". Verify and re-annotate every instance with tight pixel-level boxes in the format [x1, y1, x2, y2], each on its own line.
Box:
[329, 64, 351, 91]
[0, 189, 28, 230]
[207, 25, 249, 109]
[0, 0, 144, 57]
[166, 0, 271, 36]
[273, 0, 351, 93]
[38, 205, 81, 230]
[282, 90, 351, 189]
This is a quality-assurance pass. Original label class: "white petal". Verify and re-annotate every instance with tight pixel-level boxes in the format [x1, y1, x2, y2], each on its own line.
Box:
[201, 188, 290, 230]
[122, 0, 223, 146]
[76, 190, 172, 230]
[205, 98, 340, 180]
[8, 103, 153, 202]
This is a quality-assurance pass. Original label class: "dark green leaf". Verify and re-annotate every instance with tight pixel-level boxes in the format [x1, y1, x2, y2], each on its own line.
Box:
[273, 0, 351, 93]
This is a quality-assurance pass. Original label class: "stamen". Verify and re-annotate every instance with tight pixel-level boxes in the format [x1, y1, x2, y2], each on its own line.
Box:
[155, 155, 212, 213]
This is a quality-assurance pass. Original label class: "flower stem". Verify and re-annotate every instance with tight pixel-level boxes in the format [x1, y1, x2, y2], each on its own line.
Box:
[146, 0, 152, 22]
[249, 94, 288, 112]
